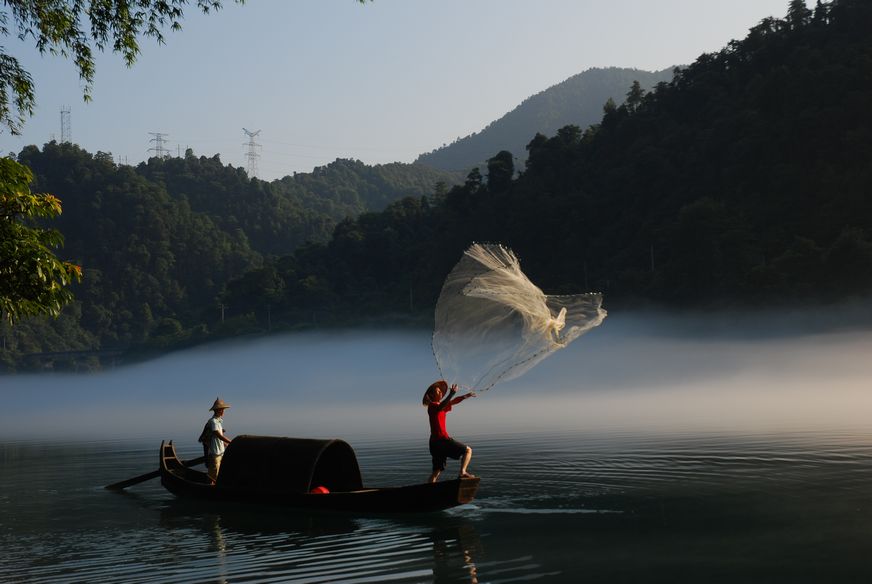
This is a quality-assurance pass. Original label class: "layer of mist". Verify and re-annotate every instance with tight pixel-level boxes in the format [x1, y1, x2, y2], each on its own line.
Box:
[3, 309, 872, 443]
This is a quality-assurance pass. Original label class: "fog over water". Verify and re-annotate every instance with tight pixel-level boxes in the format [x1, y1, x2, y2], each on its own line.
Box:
[4, 309, 872, 443]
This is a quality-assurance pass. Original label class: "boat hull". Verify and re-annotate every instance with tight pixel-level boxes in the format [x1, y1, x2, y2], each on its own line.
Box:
[159, 441, 479, 513]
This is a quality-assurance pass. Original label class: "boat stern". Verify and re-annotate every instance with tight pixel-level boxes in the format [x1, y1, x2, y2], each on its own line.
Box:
[457, 476, 480, 505]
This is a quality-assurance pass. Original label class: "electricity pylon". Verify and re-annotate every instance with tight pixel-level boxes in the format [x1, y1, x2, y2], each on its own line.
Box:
[243, 128, 262, 178]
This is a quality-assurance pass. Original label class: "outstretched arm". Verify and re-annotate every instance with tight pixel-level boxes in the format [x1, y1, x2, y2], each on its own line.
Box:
[450, 390, 477, 406]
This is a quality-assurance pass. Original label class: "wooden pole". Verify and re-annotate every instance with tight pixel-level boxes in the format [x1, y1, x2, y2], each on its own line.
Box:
[104, 455, 206, 490]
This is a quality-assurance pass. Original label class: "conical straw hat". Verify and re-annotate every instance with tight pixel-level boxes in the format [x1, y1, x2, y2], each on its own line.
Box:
[422, 380, 449, 405]
[209, 397, 231, 411]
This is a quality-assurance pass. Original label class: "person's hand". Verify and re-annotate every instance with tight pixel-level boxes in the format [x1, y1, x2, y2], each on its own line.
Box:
[464, 392, 477, 399]
[449, 383, 458, 393]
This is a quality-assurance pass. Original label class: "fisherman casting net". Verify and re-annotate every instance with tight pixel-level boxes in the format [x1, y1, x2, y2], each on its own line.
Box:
[433, 243, 607, 393]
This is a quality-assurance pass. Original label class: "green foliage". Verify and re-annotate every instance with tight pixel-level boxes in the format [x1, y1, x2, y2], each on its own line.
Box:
[787, 0, 813, 28]
[486, 151, 514, 193]
[271, 158, 461, 229]
[226, 0, 872, 324]
[2, 141, 457, 370]
[9, 0, 872, 370]
[0, 0, 384, 370]
[0, 158, 81, 323]
[624, 80, 645, 113]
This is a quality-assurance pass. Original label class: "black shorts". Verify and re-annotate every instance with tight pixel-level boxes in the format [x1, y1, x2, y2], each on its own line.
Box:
[429, 437, 468, 471]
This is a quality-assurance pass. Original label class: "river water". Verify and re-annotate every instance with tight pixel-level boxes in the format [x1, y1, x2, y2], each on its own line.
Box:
[3, 311, 872, 582]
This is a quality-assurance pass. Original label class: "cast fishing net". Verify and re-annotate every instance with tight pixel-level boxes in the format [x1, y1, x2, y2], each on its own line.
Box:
[432, 243, 607, 392]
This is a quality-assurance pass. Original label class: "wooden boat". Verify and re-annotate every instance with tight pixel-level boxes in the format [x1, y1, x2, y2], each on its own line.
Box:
[159, 435, 480, 513]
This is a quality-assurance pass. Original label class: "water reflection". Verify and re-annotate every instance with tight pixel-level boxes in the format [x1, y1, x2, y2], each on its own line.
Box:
[153, 497, 497, 583]
[429, 522, 482, 584]
[5, 430, 872, 582]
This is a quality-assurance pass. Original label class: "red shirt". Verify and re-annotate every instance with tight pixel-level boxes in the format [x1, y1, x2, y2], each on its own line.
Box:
[428, 402, 452, 439]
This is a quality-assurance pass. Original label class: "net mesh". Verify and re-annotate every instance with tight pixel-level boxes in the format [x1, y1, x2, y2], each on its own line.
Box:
[432, 243, 606, 392]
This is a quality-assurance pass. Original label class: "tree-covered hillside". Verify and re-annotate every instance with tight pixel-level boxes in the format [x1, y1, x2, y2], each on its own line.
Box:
[229, 0, 872, 324]
[6, 0, 870, 372]
[415, 67, 673, 171]
[0, 144, 459, 371]
[273, 159, 461, 224]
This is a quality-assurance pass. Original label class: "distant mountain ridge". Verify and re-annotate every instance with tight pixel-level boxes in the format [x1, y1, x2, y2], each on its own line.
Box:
[415, 66, 674, 171]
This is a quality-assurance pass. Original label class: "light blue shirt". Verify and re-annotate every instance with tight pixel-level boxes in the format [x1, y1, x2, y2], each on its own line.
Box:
[208, 416, 226, 456]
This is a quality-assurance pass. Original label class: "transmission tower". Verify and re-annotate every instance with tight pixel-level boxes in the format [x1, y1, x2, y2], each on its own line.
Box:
[60, 107, 71, 143]
[242, 128, 262, 178]
[148, 132, 170, 158]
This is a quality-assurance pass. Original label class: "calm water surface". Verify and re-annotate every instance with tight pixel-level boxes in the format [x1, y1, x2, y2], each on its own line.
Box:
[3, 429, 872, 583]
[5, 315, 872, 582]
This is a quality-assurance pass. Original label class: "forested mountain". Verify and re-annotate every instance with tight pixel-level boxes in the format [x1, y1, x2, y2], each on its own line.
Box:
[222, 0, 872, 323]
[5, 0, 870, 373]
[415, 67, 673, 171]
[274, 159, 460, 218]
[136, 154, 461, 255]
[0, 144, 459, 371]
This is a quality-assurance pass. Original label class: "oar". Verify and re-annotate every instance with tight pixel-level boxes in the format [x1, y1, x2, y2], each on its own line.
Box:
[105, 455, 206, 490]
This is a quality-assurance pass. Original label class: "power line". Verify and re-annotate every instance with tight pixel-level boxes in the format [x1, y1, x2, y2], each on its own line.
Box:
[173, 135, 433, 154]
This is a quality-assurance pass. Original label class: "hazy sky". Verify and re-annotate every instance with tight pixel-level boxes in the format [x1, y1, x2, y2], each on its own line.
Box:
[0, 0, 809, 180]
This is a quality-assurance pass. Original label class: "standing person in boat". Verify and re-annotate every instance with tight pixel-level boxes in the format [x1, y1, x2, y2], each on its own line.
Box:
[423, 380, 476, 483]
[201, 397, 232, 485]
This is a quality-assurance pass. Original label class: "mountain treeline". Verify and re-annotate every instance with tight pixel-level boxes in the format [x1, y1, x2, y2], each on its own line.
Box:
[415, 67, 674, 171]
[221, 0, 872, 324]
[0, 144, 459, 371]
[5, 0, 871, 372]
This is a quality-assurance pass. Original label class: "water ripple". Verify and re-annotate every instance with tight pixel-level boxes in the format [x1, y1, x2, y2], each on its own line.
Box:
[5, 430, 872, 582]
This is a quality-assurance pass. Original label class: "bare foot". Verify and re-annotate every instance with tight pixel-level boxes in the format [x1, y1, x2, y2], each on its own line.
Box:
[459, 472, 476, 479]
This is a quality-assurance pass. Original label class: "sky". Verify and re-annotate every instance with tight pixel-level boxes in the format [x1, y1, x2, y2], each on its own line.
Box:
[0, 0, 810, 181]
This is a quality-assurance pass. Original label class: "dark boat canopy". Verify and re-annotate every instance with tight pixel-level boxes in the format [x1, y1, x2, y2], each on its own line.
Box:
[216, 435, 364, 494]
